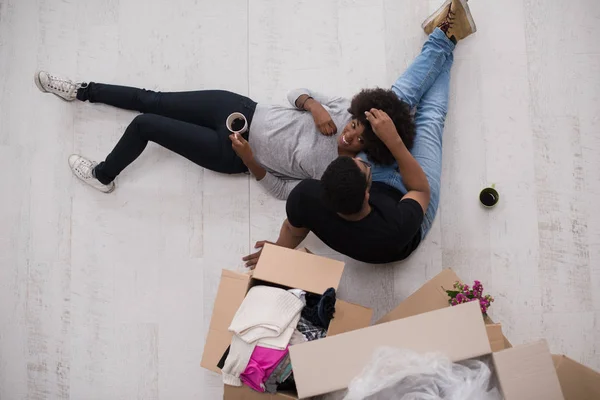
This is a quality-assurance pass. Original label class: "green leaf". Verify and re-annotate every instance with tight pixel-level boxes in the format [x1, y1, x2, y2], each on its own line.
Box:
[446, 290, 460, 298]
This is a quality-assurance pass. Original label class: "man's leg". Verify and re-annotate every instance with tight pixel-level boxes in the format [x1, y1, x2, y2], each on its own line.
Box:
[391, 28, 454, 109]
[411, 53, 453, 238]
[77, 84, 257, 129]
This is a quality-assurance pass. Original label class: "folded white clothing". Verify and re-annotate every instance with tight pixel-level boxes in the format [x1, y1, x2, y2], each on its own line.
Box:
[288, 288, 306, 304]
[258, 312, 302, 350]
[229, 286, 305, 344]
[222, 335, 257, 387]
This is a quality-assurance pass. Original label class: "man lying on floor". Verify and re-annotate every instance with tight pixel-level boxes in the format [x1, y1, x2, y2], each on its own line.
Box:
[243, 0, 476, 265]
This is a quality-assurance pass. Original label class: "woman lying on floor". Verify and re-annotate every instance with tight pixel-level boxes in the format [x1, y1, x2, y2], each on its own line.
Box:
[34, 72, 413, 199]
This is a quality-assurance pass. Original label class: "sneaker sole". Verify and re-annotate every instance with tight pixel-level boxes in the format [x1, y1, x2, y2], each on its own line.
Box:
[34, 71, 76, 102]
[73, 176, 116, 194]
[461, 0, 477, 34]
[68, 156, 116, 194]
[421, 0, 452, 30]
[33, 71, 48, 93]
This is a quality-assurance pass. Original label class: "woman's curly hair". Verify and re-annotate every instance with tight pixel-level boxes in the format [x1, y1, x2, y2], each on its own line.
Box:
[348, 88, 415, 165]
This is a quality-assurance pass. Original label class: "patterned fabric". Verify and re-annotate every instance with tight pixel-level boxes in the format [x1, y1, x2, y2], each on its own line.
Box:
[264, 354, 293, 394]
[297, 317, 327, 341]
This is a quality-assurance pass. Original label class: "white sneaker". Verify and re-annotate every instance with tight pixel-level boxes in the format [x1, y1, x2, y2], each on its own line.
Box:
[68, 154, 115, 193]
[35, 71, 82, 101]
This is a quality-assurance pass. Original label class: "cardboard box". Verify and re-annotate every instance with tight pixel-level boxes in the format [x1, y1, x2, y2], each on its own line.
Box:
[200, 244, 374, 399]
[203, 253, 599, 400]
[290, 301, 564, 399]
[552, 354, 600, 400]
[376, 268, 600, 400]
[376, 268, 512, 350]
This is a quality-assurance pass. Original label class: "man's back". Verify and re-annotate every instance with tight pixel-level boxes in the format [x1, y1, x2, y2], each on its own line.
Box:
[286, 180, 424, 263]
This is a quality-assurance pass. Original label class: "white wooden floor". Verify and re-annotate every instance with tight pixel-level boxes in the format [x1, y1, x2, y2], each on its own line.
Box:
[1, 0, 599, 398]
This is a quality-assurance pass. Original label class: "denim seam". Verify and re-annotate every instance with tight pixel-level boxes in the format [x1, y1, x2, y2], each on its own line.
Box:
[417, 51, 446, 98]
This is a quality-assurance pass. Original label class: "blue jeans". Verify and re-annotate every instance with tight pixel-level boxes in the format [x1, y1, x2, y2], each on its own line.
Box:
[359, 28, 454, 238]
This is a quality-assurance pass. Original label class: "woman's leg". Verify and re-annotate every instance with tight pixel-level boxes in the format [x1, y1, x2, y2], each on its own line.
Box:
[410, 53, 453, 238]
[390, 28, 455, 109]
[77, 84, 257, 129]
[93, 113, 246, 184]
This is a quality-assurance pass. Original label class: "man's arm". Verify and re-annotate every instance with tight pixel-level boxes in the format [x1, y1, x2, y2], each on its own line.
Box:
[242, 219, 309, 268]
[365, 109, 430, 213]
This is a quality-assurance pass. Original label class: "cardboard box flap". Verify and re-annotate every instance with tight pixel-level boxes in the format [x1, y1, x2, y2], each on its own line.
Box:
[253, 244, 344, 294]
[290, 301, 490, 399]
[376, 268, 460, 324]
[493, 340, 564, 400]
[486, 323, 506, 352]
[552, 354, 600, 400]
[224, 385, 296, 399]
[201, 269, 252, 373]
[327, 300, 373, 337]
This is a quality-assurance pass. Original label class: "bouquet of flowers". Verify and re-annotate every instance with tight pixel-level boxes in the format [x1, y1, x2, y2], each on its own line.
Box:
[445, 280, 494, 316]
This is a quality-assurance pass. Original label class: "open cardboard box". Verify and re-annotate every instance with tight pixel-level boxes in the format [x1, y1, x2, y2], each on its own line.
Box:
[290, 301, 567, 399]
[200, 244, 374, 399]
[202, 248, 600, 400]
[374, 268, 600, 400]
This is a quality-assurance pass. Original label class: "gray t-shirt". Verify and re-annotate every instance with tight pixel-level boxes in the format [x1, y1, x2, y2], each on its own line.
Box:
[248, 89, 351, 199]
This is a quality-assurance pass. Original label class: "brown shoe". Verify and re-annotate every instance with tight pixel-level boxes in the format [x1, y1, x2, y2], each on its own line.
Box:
[422, 0, 477, 42]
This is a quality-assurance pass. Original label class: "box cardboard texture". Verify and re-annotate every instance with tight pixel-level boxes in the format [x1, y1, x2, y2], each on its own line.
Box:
[289, 300, 566, 399]
[290, 301, 491, 398]
[376, 268, 512, 350]
[204, 256, 599, 400]
[493, 340, 564, 400]
[200, 245, 373, 399]
[552, 354, 600, 400]
[375, 268, 599, 400]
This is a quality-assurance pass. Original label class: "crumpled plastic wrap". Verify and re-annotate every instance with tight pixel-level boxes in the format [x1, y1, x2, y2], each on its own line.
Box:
[343, 347, 502, 400]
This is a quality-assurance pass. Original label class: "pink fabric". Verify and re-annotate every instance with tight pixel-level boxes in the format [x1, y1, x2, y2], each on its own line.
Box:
[240, 346, 289, 392]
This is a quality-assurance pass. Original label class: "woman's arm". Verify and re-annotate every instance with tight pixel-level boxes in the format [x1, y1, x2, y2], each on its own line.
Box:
[287, 89, 338, 135]
[256, 173, 300, 200]
[229, 133, 299, 200]
[287, 88, 339, 108]
[242, 157, 267, 180]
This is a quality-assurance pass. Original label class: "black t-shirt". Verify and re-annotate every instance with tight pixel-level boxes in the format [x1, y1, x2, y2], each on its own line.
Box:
[286, 180, 423, 264]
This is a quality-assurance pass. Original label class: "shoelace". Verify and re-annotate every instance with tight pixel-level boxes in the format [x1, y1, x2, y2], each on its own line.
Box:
[74, 159, 95, 179]
[439, 5, 456, 33]
[48, 74, 77, 93]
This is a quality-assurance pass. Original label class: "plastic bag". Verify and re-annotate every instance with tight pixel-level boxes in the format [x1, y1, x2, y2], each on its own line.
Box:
[344, 347, 502, 400]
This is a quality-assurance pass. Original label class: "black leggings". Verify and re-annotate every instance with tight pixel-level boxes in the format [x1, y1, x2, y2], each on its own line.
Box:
[76, 83, 257, 184]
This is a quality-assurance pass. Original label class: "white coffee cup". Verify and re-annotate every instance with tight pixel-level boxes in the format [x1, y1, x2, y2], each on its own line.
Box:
[226, 112, 248, 134]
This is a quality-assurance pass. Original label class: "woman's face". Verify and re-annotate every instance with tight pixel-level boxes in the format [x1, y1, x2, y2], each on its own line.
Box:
[337, 119, 366, 154]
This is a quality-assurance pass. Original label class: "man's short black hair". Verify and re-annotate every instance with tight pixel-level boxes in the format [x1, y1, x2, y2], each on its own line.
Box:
[321, 156, 368, 215]
[348, 88, 415, 165]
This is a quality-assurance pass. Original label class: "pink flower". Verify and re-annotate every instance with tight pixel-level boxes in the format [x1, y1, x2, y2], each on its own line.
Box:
[456, 293, 467, 303]
[447, 279, 494, 315]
